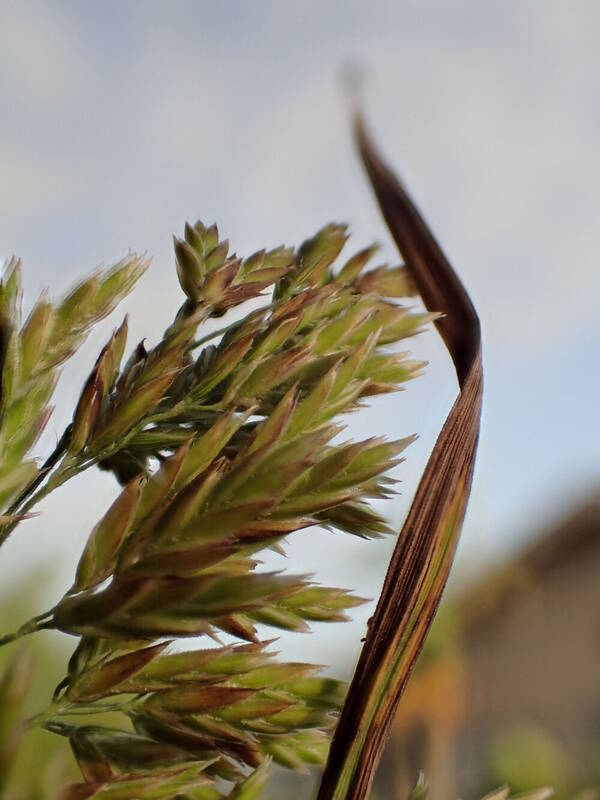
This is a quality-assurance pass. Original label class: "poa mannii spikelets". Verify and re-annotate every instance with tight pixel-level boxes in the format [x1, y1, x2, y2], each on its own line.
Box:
[0, 220, 429, 799]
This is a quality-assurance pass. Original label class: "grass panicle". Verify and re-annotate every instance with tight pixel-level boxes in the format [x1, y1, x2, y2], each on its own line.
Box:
[1, 116, 545, 800]
[0, 200, 429, 799]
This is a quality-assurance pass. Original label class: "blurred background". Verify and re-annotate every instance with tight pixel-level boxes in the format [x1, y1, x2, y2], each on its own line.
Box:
[0, 1, 598, 797]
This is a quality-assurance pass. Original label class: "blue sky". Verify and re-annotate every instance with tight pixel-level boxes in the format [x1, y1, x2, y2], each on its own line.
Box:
[1, 0, 598, 665]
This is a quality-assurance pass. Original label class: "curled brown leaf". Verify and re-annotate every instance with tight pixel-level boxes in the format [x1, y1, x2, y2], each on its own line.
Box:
[317, 113, 483, 800]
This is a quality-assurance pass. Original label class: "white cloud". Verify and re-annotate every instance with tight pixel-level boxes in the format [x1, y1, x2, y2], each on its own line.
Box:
[0, 0, 598, 621]
[0, 2, 86, 107]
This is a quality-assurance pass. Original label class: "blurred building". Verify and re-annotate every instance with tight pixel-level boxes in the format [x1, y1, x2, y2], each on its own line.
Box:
[377, 491, 600, 799]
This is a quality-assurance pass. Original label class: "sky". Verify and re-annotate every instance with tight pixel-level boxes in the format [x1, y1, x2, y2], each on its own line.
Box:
[1, 0, 599, 667]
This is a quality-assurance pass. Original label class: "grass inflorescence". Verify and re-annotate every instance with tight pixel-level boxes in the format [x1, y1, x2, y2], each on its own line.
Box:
[0, 212, 429, 799]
